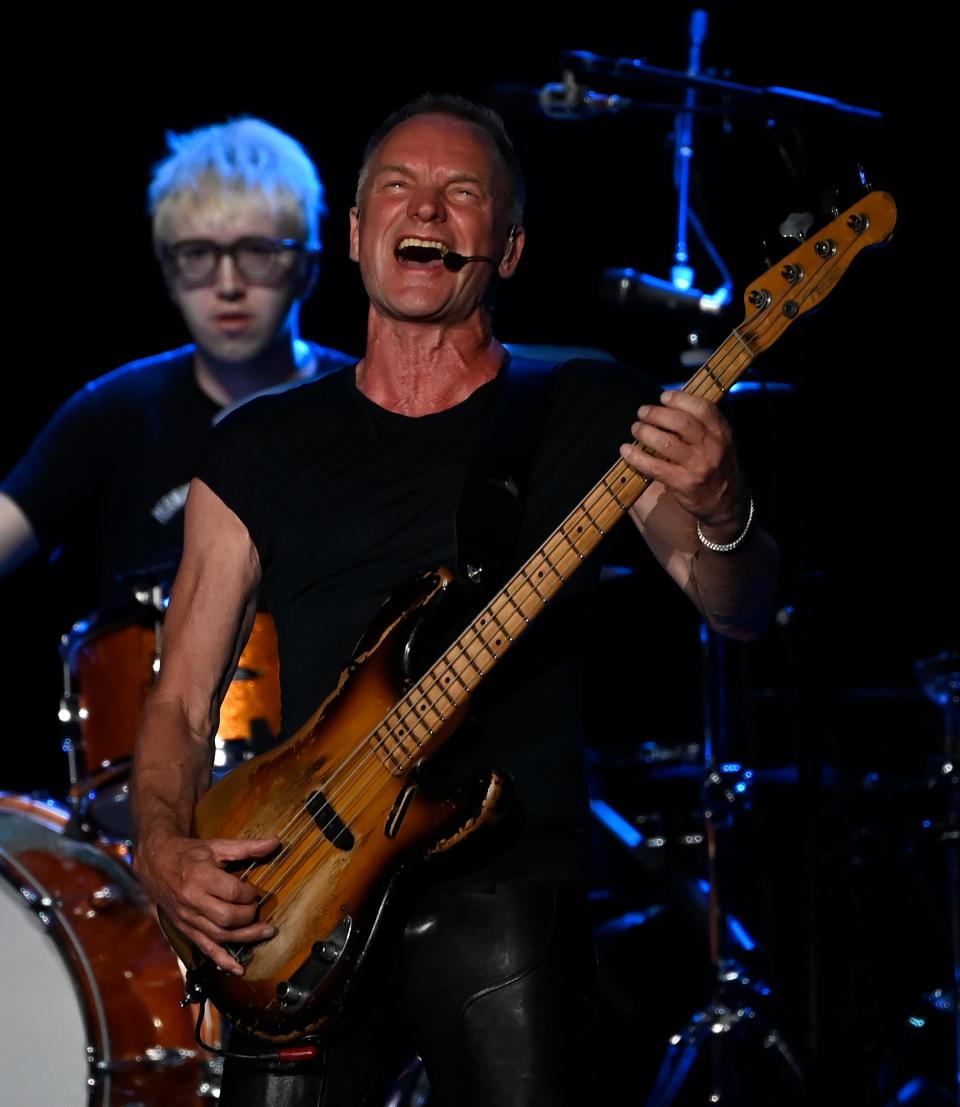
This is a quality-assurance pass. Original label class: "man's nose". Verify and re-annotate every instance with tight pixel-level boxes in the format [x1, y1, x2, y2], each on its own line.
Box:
[214, 253, 246, 297]
[407, 188, 446, 224]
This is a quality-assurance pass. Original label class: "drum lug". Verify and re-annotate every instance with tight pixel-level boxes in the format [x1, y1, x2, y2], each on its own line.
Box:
[197, 1054, 224, 1099]
[17, 884, 60, 926]
[94, 1046, 199, 1071]
[87, 882, 126, 912]
[58, 693, 87, 726]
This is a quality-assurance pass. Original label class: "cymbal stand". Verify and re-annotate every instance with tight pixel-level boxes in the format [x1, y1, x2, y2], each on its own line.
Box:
[644, 624, 804, 1106]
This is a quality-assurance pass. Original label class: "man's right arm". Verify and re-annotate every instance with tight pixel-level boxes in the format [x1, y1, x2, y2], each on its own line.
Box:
[1, 382, 106, 578]
[0, 492, 39, 576]
[131, 477, 279, 974]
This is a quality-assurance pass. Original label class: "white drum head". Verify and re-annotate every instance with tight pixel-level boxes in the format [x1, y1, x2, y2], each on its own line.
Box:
[0, 871, 90, 1106]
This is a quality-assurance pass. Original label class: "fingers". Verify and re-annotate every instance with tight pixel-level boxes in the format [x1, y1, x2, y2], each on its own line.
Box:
[145, 833, 282, 975]
[209, 835, 281, 863]
[163, 864, 279, 975]
[658, 388, 731, 431]
[184, 836, 280, 918]
[632, 392, 731, 446]
[173, 907, 276, 975]
[620, 392, 742, 520]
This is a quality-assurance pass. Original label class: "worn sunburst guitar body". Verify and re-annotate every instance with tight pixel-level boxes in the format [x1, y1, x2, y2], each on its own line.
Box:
[160, 192, 897, 1041]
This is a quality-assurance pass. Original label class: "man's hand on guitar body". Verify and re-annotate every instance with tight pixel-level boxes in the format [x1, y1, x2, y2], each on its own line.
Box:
[135, 831, 280, 975]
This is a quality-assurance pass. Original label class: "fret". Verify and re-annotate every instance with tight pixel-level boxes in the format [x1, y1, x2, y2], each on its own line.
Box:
[519, 565, 549, 602]
[580, 500, 605, 535]
[558, 527, 584, 560]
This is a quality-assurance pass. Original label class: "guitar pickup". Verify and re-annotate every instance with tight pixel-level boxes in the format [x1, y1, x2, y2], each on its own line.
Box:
[306, 790, 355, 851]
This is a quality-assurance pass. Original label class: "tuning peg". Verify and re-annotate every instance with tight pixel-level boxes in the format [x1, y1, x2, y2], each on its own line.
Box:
[778, 211, 815, 243]
[760, 238, 775, 269]
[820, 186, 840, 219]
[857, 162, 873, 193]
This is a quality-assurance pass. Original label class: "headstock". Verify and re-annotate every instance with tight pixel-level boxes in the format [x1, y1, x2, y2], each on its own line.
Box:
[740, 191, 897, 358]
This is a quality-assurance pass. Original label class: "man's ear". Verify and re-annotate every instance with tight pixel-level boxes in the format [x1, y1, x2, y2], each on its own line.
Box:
[498, 223, 525, 278]
[349, 206, 361, 263]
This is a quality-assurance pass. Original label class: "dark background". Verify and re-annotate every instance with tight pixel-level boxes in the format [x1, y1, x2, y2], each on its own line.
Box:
[1, 12, 954, 1105]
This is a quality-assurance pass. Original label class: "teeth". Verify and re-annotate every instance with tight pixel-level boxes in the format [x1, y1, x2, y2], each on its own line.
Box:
[398, 237, 449, 255]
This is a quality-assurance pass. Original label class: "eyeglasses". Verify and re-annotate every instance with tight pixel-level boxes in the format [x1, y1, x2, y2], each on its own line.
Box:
[160, 236, 308, 284]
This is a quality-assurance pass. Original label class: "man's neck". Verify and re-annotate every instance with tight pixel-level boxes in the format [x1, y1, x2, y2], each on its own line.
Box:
[193, 336, 315, 406]
[357, 309, 505, 417]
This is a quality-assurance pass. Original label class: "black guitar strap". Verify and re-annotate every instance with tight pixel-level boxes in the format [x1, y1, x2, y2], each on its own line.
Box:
[455, 353, 561, 593]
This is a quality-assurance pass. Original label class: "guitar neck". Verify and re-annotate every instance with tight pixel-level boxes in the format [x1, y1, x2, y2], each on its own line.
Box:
[369, 330, 756, 770]
[370, 188, 899, 770]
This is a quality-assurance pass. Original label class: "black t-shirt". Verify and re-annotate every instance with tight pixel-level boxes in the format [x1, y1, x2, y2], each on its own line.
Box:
[197, 357, 661, 860]
[2, 342, 355, 608]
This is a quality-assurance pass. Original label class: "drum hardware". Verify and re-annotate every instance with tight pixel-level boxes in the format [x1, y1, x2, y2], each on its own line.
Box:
[640, 623, 804, 1107]
[591, 798, 707, 857]
[196, 1053, 224, 1101]
[58, 685, 85, 789]
[877, 648, 960, 1105]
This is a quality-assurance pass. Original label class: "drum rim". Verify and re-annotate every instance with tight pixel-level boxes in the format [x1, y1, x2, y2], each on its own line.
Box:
[0, 835, 112, 1105]
[0, 790, 74, 830]
[60, 601, 164, 665]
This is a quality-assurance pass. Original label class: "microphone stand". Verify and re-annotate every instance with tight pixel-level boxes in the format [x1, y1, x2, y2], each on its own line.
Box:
[603, 10, 733, 316]
[559, 49, 884, 121]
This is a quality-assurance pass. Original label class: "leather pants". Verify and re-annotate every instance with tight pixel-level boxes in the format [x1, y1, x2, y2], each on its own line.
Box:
[218, 876, 596, 1106]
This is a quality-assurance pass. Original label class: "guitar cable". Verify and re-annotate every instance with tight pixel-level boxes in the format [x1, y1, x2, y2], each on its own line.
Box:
[193, 1000, 322, 1064]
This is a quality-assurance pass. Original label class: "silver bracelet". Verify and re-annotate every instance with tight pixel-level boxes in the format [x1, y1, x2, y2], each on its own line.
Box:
[696, 497, 755, 553]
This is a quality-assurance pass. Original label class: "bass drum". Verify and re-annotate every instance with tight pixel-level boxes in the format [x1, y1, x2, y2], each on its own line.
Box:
[0, 796, 220, 1105]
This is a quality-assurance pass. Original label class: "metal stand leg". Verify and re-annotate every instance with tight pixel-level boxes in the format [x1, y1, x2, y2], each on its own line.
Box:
[643, 623, 806, 1106]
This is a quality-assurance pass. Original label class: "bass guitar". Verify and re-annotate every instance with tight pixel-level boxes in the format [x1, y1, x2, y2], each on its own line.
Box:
[160, 190, 898, 1042]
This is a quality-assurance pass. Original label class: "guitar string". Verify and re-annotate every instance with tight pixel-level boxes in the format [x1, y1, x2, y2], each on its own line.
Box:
[227, 214, 875, 922]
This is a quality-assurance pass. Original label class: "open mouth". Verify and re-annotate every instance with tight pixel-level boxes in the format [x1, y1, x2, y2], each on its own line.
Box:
[395, 237, 450, 264]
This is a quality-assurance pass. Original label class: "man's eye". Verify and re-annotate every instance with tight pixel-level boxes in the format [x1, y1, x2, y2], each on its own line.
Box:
[181, 245, 212, 261]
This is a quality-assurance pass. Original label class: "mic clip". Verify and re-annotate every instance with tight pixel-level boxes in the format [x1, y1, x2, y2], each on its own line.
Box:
[539, 70, 628, 120]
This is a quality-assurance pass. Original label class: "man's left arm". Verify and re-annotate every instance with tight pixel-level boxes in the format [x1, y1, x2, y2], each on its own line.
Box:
[620, 389, 779, 642]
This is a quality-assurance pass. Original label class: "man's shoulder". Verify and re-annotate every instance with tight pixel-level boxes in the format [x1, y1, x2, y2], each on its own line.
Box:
[78, 344, 196, 405]
[523, 351, 662, 411]
[212, 359, 356, 434]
